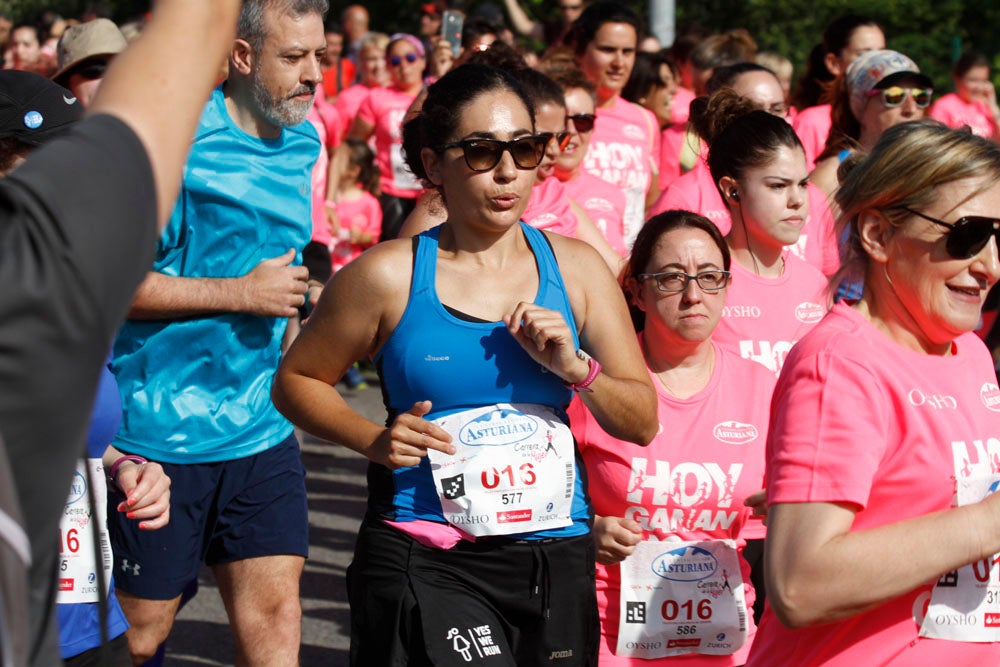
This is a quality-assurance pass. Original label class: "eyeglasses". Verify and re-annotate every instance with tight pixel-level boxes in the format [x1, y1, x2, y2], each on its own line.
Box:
[567, 113, 596, 133]
[637, 270, 731, 293]
[899, 206, 1000, 259]
[867, 86, 933, 109]
[389, 52, 420, 67]
[538, 131, 571, 151]
[71, 61, 107, 81]
[439, 135, 548, 172]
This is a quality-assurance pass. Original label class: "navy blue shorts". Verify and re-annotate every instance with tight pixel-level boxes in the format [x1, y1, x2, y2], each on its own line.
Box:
[109, 434, 308, 600]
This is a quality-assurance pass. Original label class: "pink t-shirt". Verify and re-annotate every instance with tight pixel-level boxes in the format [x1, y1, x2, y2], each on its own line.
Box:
[746, 302, 1000, 667]
[930, 92, 999, 140]
[570, 341, 775, 666]
[712, 255, 828, 375]
[330, 190, 382, 272]
[334, 83, 378, 136]
[306, 93, 342, 247]
[650, 163, 839, 276]
[522, 177, 578, 239]
[583, 96, 661, 246]
[792, 104, 832, 171]
[356, 86, 421, 198]
[562, 171, 628, 256]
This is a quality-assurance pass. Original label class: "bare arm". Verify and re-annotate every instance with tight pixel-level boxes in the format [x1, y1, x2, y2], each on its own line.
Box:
[766, 498, 1000, 628]
[537, 235, 657, 445]
[398, 191, 447, 238]
[569, 198, 625, 275]
[129, 248, 308, 319]
[347, 116, 375, 142]
[272, 242, 454, 468]
[500, 0, 544, 40]
[88, 1, 241, 228]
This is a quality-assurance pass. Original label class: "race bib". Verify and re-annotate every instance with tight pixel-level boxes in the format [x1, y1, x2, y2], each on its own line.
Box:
[56, 458, 112, 604]
[920, 475, 1000, 641]
[428, 403, 576, 537]
[617, 539, 748, 658]
[390, 141, 421, 192]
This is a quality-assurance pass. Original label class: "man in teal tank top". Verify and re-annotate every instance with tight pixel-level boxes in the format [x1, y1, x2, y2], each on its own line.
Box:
[107, 1, 329, 664]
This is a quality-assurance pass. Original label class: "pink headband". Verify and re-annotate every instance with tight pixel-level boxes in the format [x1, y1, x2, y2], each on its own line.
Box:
[388, 33, 425, 59]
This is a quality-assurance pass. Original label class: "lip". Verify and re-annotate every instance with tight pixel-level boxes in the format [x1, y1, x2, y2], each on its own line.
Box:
[537, 163, 555, 180]
[491, 193, 520, 211]
[947, 284, 985, 302]
[782, 216, 805, 226]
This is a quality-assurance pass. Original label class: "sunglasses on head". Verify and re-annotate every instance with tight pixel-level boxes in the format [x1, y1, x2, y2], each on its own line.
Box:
[899, 206, 1000, 259]
[389, 52, 419, 67]
[868, 85, 933, 109]
[439, 135, 547, 172]
[538, 130, 571, 151]
[567, 113, 596, 133]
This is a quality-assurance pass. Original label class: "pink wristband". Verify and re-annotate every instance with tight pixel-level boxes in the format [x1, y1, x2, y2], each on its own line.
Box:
[108, 455, 148, 486]
[564, 350, 601, 393]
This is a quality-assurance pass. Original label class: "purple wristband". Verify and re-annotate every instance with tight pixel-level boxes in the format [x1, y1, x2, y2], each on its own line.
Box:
[107, 454, 148, 486]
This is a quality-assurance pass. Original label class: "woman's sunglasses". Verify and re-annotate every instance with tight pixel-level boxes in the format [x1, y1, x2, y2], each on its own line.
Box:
[389, 53, 420, 67]
[439, 135, 548, 172]
[538, 131, 571, 151]
[900, 206, 1000, 259]
[868, 86, 933, 109]
[567, 113, 596, 133]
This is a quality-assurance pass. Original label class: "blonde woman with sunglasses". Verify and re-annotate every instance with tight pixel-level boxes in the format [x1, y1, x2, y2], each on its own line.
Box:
[747, 120, 1000, 666]
[274, 63, 656, 666]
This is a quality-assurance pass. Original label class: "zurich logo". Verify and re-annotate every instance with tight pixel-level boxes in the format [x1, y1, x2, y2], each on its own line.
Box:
[23, 110, 43, 129]
[652, 545, 719, 582]
[459, 408, 539, 446]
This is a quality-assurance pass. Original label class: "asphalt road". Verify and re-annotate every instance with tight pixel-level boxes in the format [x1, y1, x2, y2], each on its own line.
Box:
[163, 374, 386, 666]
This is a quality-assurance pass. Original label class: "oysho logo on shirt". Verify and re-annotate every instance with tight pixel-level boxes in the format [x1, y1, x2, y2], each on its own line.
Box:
[981, 382, 1000, 412]
[623, 123, 645, 140]
[722, 305, 761, 319]
[713, 421, 759, 445]
[583, 197, 614, 213]
[794, 302, 825, 324]
[908, 388, 958, 410]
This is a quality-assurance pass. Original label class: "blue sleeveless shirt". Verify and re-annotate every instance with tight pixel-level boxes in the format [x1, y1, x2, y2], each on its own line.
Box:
[373, 223, 591, 538]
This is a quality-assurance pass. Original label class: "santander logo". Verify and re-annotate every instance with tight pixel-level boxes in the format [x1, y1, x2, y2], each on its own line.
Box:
[794, 302, 825, 324]
[981, 382, 1000, 412]
[713, 421, 759, 445]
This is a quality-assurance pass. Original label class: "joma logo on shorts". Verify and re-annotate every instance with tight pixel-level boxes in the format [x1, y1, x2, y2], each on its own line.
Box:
[549, 649, 574, 659]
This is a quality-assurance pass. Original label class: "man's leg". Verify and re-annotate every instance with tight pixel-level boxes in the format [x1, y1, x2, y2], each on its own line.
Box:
[214, 555, 305, 667]
[115, 591, 182, 665]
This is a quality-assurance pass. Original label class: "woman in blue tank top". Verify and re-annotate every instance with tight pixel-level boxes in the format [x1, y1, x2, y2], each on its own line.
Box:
[274, 63, 657, 666]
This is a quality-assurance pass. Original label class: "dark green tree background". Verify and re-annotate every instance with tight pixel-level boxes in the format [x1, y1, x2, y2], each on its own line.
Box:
[3, 0, 997, 90]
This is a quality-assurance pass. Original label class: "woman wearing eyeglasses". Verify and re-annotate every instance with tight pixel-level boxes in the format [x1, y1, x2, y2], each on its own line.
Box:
[348, 33, 426, 241]
[273, 62, 657, 666]
[810, 50, 932, 205]
[568, 209, 775, 666]
[746, 121, 1000, 666]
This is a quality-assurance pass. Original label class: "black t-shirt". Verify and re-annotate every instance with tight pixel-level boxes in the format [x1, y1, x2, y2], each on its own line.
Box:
[0, 113, 156, 666]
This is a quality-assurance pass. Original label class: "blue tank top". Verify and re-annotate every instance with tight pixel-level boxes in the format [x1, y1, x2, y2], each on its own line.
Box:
[372, 223, 590, 538]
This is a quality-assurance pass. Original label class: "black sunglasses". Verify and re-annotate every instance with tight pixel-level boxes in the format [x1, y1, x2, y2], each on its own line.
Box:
[538, 131, 571, 151]
[567, 113, 596, 133]
[439, 135, 547, 172]
[72, 61, 108, 81]
[389, 53, 419, 67]
[900, 206, 1000, 259]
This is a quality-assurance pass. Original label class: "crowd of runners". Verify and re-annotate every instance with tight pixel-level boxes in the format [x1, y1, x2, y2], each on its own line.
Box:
[2, 1, 1000, 666]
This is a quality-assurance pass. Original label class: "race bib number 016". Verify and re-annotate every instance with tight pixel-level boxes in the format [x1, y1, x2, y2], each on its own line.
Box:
[617, 539, 748, 658]
[56, 458, 112, 604]
[428, 403, 576, 537]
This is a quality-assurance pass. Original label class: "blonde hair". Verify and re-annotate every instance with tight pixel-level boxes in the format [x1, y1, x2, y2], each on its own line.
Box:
[833, 120, 1000, 289]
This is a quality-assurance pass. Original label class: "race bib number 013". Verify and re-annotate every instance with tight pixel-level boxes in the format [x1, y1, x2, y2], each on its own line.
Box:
[428, 403, 576, 537]
[56, 458, 112, 604]
[617, 539, 748, 658]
